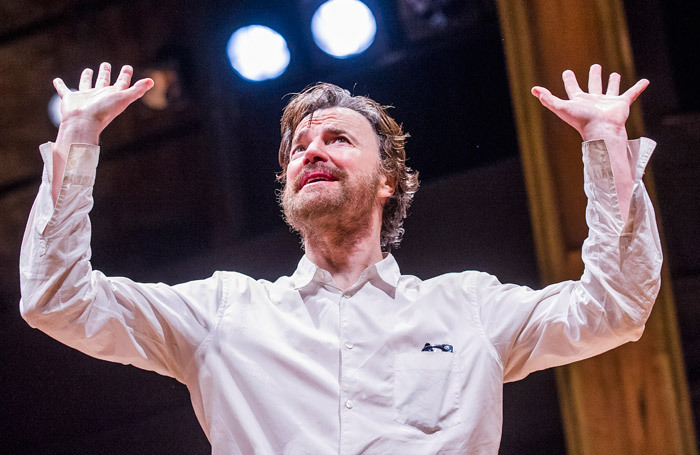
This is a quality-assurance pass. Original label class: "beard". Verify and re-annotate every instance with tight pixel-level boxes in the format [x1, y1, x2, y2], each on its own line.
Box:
[281, 163, 382, 241]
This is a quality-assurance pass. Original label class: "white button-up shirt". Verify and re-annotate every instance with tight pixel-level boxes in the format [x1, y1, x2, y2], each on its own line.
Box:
[20, 139, 661, 454]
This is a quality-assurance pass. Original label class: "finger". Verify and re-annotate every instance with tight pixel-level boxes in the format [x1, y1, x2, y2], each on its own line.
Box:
[606, 72, 621, 96]
[95, 62, 112, 88]
[123, 78, 155, 100]
[531, 86, 564, 112]
[79, 68, 93, 91]
[114, 65, 134, 89]
[53, 78, 69, 98]
[562, 70, 583, 99]
[588, 64, 602, 95]
[622, 78, 650, 105]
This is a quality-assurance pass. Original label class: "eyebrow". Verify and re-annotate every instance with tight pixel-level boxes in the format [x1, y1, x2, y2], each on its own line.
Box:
[291, 127, 309, 146]
[292, 125, 355, 146]
[323, 126, 351, 138]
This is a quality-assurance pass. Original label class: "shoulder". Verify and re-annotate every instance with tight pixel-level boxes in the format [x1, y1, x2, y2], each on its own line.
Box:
[212, 270, 298, 304]
[397, 269, 496, 298]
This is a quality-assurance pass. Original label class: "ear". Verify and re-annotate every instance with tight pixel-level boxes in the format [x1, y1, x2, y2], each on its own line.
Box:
[377, 173, 395, 199]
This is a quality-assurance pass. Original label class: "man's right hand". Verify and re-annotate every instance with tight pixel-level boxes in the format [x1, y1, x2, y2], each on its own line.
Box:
[51, 62, 153, 202]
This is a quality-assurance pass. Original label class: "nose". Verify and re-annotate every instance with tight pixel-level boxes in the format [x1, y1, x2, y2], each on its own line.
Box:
[302, 139, 329, 166]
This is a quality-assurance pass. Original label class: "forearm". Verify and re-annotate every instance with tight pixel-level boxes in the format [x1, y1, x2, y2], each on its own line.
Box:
[580, 137, 661, 321]
[21, 143, 100, 320]
[52, 119, 101, 203]
[582, 122, 634, 222]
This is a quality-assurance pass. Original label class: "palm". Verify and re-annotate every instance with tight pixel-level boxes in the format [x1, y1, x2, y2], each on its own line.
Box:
[560, 92, 630, 129]
[60, 87, 133, 125]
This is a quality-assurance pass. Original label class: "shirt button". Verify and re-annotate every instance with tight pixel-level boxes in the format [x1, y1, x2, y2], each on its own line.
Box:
[345, 400, 353, 409]
[38, 239, 48, 257]
[345, 342, 354, 349]
[69, 159, 77, 167]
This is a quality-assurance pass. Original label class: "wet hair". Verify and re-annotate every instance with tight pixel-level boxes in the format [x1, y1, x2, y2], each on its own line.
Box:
[278, 83, 419, 250]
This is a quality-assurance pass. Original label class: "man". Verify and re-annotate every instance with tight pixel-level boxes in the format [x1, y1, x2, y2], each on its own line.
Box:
[20, 62, 661, 454]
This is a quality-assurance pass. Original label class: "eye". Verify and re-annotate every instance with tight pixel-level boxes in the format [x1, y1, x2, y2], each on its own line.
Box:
[291, 144, 306, 156]
[332, 136, 349, 144]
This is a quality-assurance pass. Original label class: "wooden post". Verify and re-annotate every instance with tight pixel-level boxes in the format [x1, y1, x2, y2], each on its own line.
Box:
[494, 1, 697, 453]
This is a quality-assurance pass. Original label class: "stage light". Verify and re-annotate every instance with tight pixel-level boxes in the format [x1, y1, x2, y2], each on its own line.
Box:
[311, 0, 377, 58]
[227, 25, 290, 81]
[48, 93, 62, 127]
[48, 90, 76, 127]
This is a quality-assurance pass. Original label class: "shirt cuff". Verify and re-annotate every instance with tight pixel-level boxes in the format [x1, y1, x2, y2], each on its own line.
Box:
[40, 142, 100, 186]
[581, 137, 656, 183]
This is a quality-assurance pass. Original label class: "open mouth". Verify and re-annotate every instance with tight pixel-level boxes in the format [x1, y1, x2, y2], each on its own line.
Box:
[299, 171, 339, 189]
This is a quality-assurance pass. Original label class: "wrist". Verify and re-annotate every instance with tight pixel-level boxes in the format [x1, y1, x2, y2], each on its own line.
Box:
[56, 117, 102, 147]
[581, 122, 627, 143]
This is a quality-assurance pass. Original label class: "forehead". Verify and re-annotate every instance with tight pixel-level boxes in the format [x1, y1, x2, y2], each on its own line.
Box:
[294, 107, 375, 138]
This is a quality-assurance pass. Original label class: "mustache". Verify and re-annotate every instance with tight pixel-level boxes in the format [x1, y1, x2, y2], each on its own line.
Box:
[292, 163, 347, 191]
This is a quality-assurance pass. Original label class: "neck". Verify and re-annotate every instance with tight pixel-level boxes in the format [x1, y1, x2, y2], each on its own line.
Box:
[302, 211, 384, 290]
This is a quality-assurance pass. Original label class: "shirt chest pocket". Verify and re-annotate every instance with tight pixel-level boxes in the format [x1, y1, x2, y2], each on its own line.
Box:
[393, 352, 462, 433]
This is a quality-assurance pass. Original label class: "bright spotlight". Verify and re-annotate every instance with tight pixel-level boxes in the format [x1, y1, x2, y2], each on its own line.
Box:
[227, 25, 291, 82]
[48, 90, 76, 128]
[311, 0, 377, 58]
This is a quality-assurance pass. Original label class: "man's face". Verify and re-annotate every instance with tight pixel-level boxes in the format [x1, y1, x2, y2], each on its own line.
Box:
[281, 107, 393, 232]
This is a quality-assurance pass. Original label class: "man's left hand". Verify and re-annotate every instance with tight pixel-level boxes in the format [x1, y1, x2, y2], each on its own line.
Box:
[531, 64, 648, 141]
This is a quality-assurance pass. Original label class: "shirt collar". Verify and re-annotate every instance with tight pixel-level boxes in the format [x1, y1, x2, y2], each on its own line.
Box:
[374, 253, 401, 289]
[291, 253, 401, 295]
[291, 255, 326, 290]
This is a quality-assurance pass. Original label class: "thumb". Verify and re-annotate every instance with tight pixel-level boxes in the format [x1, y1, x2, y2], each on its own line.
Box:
[531, 86, 545, 98]
[124, 78, 155, 100]
[622, 78, 649, 105]
[531, 86, 558, 112]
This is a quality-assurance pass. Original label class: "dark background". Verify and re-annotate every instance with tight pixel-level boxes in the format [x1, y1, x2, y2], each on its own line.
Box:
[0, 0, 698, 453]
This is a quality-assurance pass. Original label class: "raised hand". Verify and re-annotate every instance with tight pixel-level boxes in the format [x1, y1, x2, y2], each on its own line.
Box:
[53, 62, 154, 143]
[531, 64, 648, 142]
[531, 64, 650, 222]
[51, 63, 153, 203]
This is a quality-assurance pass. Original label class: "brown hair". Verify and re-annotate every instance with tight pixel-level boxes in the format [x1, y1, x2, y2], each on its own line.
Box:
[278, 83, 419, 250]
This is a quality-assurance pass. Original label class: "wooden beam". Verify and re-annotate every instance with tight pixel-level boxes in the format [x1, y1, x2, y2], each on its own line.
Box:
[494, 1, 697, 453]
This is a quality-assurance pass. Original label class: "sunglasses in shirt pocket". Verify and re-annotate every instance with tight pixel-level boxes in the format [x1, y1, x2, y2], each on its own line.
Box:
[392, 351, 462, 433]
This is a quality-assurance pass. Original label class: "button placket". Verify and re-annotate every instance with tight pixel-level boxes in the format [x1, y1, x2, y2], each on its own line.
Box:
[338, 290, 355, 453]
[342, 294, 353, 353]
